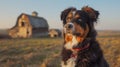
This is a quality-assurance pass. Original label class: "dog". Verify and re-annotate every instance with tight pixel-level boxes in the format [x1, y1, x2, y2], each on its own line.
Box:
[60, 6, 109, 67]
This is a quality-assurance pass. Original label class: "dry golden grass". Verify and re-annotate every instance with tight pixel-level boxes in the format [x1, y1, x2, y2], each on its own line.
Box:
[0, 31, 120, 67]
[97, 37, 120, 67]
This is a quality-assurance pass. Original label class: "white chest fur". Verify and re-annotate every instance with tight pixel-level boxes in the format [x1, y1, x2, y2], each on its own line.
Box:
[61, 57, 76, 67]
[64, 36, 78, 50]
[62, 35, 79, 67]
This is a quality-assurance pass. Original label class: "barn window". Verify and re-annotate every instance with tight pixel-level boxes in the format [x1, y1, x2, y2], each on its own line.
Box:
[21, 22, 25, 27]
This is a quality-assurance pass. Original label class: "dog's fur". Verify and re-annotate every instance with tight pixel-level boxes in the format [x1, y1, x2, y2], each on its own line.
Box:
[61, 6, 109, 67]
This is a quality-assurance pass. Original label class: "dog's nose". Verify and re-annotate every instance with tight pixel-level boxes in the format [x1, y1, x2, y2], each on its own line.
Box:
[68, 24, 73, 29]
[67, 23, 73, 29]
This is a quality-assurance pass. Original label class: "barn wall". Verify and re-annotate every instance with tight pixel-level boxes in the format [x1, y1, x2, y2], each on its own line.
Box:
[9, 27, 19, 38]
[32, 28, 48, 37]
[17, 15, 32, 38]
[32, 28, 48, 32]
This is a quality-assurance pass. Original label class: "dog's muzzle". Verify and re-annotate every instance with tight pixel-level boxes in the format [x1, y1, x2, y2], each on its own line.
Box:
[64, 23, 75, 34]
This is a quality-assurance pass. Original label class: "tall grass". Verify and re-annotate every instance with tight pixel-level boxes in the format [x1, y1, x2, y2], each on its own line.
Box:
[0, 38, 63, 67]
[0, 36, 120, 67]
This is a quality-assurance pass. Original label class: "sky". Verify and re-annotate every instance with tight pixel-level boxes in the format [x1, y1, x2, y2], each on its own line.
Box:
[0, 0, 120, 30]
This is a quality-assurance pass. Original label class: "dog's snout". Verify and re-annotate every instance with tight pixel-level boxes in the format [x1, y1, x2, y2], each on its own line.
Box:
[64, 23, 74, 34]
[68, 24, 73, 29]
[66, 23, 74, 29]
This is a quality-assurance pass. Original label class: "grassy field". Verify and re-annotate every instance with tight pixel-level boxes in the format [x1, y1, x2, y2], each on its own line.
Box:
[0, 31, 120, 67]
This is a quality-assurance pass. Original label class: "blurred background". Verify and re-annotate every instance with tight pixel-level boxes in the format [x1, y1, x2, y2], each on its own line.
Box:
[0, 0, 120, 67]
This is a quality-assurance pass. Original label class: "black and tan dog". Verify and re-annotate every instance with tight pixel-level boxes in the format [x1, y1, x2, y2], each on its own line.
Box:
[61, 6, 109, 67]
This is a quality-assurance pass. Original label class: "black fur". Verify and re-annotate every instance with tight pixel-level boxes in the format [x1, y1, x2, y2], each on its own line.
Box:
[61, 6, 109, 67]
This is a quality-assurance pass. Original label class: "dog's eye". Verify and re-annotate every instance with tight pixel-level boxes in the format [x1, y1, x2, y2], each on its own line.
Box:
[78, 19, 82, 22]
[74, 19, 82, 24]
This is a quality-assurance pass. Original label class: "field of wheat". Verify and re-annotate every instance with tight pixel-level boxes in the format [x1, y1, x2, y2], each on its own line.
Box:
[0, 31, 120, 67]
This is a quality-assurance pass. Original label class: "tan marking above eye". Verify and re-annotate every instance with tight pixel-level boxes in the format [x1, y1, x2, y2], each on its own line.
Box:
[67, 12, 73, 17]
[75, 14, 80, 18]
[67, 16, 72, 19]
[66, 13, 73, 22]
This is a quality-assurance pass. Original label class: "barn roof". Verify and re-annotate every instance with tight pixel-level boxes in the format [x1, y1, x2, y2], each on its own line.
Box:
[25, 14, 49, 28]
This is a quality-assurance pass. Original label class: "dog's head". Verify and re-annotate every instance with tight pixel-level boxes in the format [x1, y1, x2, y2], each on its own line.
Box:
[61, 6, 99, 51]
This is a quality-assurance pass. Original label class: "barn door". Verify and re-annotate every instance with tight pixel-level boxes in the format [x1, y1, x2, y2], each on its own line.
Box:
[26, 27, 32, 38]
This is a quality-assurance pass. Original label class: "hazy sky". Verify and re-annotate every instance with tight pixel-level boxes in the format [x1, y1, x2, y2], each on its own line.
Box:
[0, 0, 120, 30]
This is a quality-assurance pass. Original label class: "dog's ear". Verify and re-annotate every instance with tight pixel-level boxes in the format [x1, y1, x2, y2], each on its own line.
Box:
[61, 7, 76, 24]
[82, 6, 99, 22]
